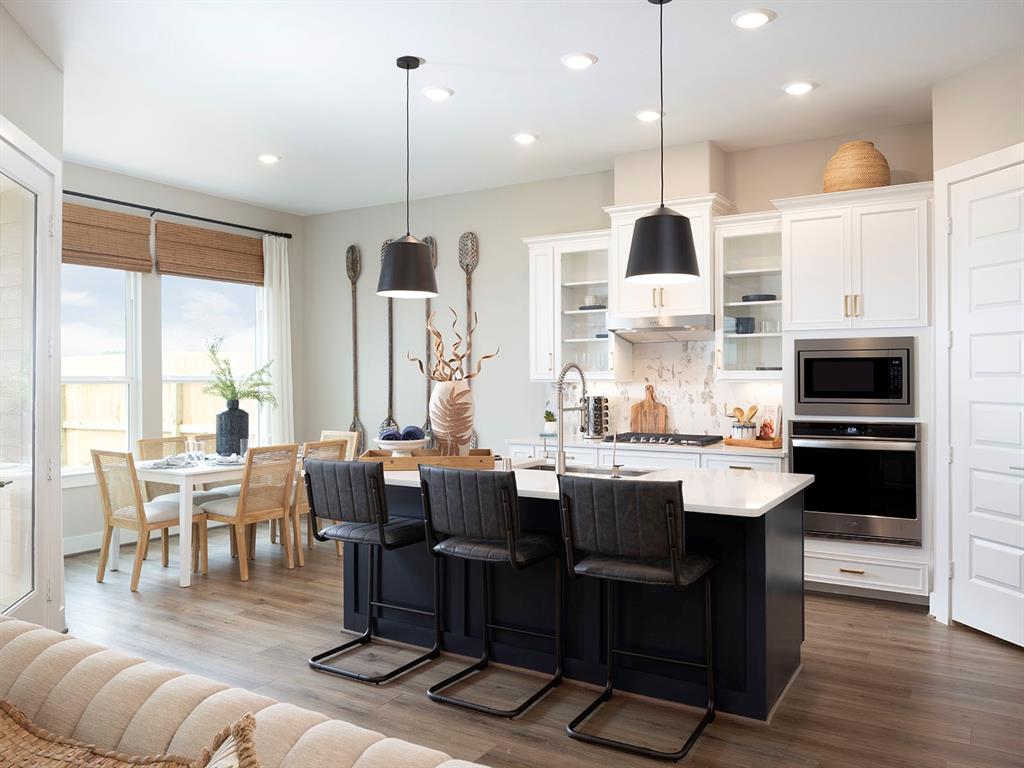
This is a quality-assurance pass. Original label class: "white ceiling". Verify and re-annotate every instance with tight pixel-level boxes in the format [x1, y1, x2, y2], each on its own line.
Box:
[5, 0, 1022, 215]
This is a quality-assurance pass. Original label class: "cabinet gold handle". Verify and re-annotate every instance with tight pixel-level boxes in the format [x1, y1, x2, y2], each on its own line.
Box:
[839, 567, 865, 575]
[854, 294, 861, 317]
[651, 288, 657, 308]
[659, 287, 665, 307]
[728, 465, 753, 471]
[843, 295, 850, 317]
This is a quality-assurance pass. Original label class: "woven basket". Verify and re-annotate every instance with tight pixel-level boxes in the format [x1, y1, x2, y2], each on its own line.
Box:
[823, 141, 890, 193]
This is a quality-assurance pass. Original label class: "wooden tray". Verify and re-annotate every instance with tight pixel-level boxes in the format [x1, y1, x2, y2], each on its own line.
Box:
[724, 437, 783, 450]
[358, 448, 495, 471]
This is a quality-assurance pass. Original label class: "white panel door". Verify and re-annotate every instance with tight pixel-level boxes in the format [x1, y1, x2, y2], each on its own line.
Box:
[528, 246, 556, 381]
[852, 199, 929, 328]
[609, 221, 658, 317]
[660, 209, 713, 315]
[782, 209, 851, 330]
[951, 161, 1024, 647]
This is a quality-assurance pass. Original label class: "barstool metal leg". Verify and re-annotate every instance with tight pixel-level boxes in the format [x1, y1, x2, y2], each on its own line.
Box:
[427, 557, 563, 719]
[566, 573, 715, 761]
[309, 544, 441, 685]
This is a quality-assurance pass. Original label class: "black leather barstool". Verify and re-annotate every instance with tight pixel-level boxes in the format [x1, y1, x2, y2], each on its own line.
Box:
[304, 459, 440, 684]
[558, 475, 716, 761]
[419, 465, 563, 718]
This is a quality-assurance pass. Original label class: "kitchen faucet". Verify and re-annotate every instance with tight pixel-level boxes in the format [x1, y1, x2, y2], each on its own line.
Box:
[554, 362, 588, 475]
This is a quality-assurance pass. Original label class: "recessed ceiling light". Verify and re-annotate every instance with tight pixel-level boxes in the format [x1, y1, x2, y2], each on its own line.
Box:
[421, 85, 454, 102]
[731, 8, 776, 29]
[257, 154, 280, 165]
[561, 52, 598, 70]
[783, 80, 817, 96]
[635, 110, 662, 123]
[513, 133, 538, 145]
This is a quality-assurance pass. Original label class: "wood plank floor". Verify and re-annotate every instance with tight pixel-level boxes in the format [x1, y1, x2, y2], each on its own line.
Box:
[64, 527, 1024, 768]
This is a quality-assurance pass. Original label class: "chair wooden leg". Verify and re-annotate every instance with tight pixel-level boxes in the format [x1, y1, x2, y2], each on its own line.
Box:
[270, 518, 278, 544]
[307, 512, 316, 551]
[292, 509, 305, 568]
[142, 534, 151, 561]
[96, 525, 113, 583]
[230, 527, 238, 558]
[161, 529, 170, 567]
[234, 522, 250, 581]
[191, 523, 200, 573]
[335, 541, 343, 558]
[247, 523, 256, 559]
[201, 523, 208, 575]
[280, 512, 294, 570]
[130, 531, 147, 592]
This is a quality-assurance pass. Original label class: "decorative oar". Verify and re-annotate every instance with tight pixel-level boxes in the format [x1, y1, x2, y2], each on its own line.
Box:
[458, 232, 480, 448]
[422, 236, 438, 446]
[379, 240, 399, 436]
[346, 245, 365, 453]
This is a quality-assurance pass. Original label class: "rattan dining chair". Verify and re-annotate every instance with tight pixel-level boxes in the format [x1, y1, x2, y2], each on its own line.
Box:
[198, 444, 299, 581]
[290, 438, 349, 566]
[92, 449, 208, 592]
[319, 430, 360, 459]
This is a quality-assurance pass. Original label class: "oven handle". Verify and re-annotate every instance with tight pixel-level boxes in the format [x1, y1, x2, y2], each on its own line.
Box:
[791, 438, 919, 452]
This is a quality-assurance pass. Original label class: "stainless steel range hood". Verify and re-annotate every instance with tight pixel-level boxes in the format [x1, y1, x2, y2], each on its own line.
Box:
[608, 313, 715, 343]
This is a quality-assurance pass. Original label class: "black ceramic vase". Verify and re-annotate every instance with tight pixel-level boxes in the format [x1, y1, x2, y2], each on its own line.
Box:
[216, 399, 248, 455]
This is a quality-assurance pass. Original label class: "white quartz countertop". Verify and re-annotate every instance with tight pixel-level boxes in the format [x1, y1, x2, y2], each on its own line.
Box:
[382, 465, 812, 518]
[507, 436, 787, 459]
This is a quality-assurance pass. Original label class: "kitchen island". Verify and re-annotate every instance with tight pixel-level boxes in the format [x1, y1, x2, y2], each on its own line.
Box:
[339, 466, 812, 720]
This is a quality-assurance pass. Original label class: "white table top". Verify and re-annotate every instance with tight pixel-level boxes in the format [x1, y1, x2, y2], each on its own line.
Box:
[508, 436, 787, 459]
[382, 465, 813, 518]
[134, 460, 245, 480]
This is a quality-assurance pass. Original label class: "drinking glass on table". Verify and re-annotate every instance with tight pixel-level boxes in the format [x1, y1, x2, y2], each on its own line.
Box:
[239, 438, 249, 458]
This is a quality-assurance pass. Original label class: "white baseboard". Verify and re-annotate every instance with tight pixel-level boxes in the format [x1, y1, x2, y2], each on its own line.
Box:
[63, 522, 230, 556]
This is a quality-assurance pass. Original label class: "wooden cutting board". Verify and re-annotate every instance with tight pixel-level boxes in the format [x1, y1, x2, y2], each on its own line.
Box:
[630, 384, 669, 433]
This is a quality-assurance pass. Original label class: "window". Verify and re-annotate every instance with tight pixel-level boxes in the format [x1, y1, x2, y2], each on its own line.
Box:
[60, 264, 134, 469]
[160, 275, 259, 440]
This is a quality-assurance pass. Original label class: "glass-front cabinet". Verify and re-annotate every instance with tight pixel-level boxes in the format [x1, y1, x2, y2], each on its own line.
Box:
[714, 213, 783, 379]
[525, 230, 631, 382]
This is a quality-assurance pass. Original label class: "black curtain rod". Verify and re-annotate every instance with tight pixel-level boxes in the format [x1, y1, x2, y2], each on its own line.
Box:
[62, 190, 293, 240]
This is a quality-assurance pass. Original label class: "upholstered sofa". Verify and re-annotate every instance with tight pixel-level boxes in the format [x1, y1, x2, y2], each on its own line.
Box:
[0, 616, 486, 767]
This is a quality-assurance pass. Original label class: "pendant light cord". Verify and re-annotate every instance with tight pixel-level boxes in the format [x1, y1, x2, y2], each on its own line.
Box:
[405, 67, 411, 235]
[659, 0, 664, 208]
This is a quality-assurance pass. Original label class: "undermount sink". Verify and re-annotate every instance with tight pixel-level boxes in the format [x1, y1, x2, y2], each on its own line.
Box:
[527, 463, 651, 478]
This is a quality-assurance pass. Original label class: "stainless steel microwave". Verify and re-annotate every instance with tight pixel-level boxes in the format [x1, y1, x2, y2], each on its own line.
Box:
[795, 337, 913, 417]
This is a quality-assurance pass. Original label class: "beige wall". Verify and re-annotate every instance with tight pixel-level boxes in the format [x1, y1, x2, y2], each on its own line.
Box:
[723, 122, 934, 212]
[61, 163, 307, 553]
[613, 141, 726, 205]
[0, 4, 62, 159]
[302, 171, 613, 452]
[932, 48, 1024, 170]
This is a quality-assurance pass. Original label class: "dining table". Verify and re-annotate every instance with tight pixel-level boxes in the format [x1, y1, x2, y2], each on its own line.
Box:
[123, 460, 247, 587]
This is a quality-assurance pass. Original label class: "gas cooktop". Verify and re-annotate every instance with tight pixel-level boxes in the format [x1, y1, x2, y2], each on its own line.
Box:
[604, 432, 723, 447]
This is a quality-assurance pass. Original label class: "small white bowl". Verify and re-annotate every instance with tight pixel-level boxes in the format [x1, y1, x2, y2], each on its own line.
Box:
[376, 438, 430, 457]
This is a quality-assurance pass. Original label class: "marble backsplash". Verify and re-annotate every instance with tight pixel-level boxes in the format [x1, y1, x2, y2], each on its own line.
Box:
[557, 341, 783, 438]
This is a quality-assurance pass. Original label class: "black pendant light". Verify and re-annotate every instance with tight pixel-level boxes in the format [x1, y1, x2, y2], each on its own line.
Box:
[624, 0, 700, 285]
[377, 55, 439, 298]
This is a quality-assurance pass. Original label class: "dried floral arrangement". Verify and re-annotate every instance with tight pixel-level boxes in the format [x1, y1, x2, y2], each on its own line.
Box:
[408, 307, 499, 382]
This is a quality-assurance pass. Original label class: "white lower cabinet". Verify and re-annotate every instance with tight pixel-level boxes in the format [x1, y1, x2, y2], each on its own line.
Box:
[507, 444, 535, 461]
[804, 550, 929, 596]
[597, 449, 700, 470]
[559, 446, 598, 467]
[700, 454, 783, 472]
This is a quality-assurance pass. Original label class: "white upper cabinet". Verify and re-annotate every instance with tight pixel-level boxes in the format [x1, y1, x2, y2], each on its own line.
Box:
[775, 182, 932, 330]
[606, 194, 736, 318]
[524, 230, 632, 382]
[527, 244, 556, 381]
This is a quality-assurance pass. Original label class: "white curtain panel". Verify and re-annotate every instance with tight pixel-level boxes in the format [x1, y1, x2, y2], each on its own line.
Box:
[260, 235, 294, 445]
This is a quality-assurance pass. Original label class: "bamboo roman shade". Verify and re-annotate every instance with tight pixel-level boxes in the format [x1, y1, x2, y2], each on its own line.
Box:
[155, 221, 264, 285]
[62, 203, 152, 272]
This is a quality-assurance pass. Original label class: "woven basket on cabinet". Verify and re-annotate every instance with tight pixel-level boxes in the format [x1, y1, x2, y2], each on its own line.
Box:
[823, 140, 891, 193]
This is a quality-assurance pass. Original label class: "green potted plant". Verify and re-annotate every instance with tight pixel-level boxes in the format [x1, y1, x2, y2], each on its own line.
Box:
[204, 337, 277, 455]
[542, 409, 557, 436]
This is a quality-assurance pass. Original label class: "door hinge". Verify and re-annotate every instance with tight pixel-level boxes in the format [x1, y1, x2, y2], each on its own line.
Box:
[48, 215, 56, 238]
[948, 561, 955, 580]
[46, 579, 53, 602]
[947, 330, 953, 349]
[46, 458, 53, 481]
[47, 336, 54, 359]
[946, 217, 952, 236]
[948, 446, 954, 464]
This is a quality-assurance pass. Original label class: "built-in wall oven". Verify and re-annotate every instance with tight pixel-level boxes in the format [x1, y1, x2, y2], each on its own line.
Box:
[795, 337, 913, 417]
[790, 421, 921, 545]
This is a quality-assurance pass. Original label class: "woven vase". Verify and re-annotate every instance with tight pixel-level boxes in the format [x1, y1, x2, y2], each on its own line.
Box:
[823, 141, 891, 193]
